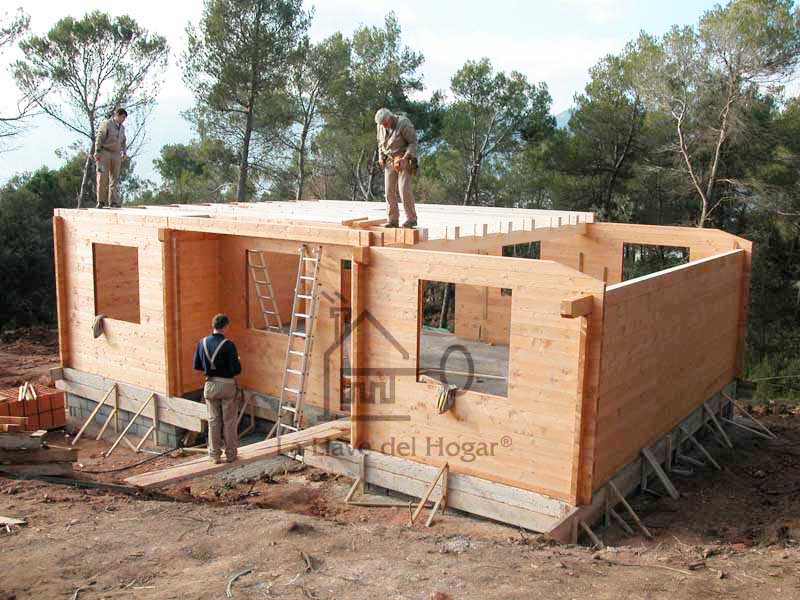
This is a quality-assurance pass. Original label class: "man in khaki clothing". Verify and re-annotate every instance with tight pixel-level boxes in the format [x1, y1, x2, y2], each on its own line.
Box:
[93, 108, 127, 208]
[375, 108, 418, 228]
[193, 314, 242, 464]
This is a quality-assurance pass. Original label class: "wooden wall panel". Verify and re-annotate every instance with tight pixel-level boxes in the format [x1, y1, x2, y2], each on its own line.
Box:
[592, 250, 745, 488]
[217, 236, 343, 412]
[453, 284, 511, 344]
[358, 248, 606, 504]
[540, 223, 746, 286]
[59, 216, 168, 392]
[176, 235, 221, 394]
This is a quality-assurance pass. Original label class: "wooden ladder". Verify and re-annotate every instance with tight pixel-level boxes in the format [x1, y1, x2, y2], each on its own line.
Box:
[267, 244, 323, 442]
[247, 250, 283, 332]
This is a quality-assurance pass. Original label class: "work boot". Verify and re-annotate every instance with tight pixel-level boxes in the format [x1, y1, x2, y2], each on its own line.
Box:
[110, 203, 121, 208]
[210, 455, 223, 465]
[401, 220, 417, 228]
[225, 453, 237, 463]
[95, 202, 107, 209]
[381, 221, 399, 228]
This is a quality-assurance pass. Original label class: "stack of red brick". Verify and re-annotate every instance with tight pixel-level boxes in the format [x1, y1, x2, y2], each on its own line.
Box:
[0, 384, 67, 431]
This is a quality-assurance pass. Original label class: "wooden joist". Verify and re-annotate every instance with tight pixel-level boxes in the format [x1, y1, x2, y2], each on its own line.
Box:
[560, 294, 594, 319]
[125, 419, 350, 489]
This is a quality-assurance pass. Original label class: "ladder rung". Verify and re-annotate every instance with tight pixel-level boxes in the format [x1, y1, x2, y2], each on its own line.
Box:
[297, 294, 313, 300]
[302, 257, 318, 262]
[292, 332, 307, 338]
[253, 279, 270, 285]
[280, 424, 299, 432]
[289, 350, 305, 356]
[284, 387, 301, 394]
[261, 309, 276, 315]
[286, 369, 303, 375]
[300, 276, 315, 281]
[295, 313, 311, 318]
[280, 405, 297, 413]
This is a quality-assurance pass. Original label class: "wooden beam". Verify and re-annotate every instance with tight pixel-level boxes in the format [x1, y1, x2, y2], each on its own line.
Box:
[52, 216, 69, 367]
[165, 215, 370, 247]
[412, 222, 588, 253]
[341, 216, 369, 226]
[125, 419, 350, 489]
[350, 260, 364, 448]
[353, 218, 388, 229]
[560, 294, 594, 319]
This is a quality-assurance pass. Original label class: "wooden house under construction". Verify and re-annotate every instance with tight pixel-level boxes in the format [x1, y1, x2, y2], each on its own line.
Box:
[51, 200, 753, 540]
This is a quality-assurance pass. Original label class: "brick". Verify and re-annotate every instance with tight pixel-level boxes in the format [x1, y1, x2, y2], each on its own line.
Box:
[39, 412, 53, 429]
[52, 410, 66, 429]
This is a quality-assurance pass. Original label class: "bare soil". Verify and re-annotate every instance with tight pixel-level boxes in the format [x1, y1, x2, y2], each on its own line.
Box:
[1, 332, 799, 599]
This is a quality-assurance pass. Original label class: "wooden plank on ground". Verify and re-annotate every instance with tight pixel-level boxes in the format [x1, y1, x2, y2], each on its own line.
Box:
[125, 419, 350, 489]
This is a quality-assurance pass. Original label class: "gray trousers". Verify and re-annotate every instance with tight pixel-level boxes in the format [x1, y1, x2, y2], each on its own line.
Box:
[384, 164, 417, 223]
[203, 379, 238, 458]
[96, 150, 122, 207]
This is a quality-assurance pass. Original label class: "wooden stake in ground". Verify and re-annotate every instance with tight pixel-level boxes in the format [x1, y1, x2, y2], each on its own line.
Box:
[410, 462, 449, 526]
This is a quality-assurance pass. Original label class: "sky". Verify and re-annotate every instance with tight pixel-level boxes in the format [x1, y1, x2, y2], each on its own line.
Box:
[0, 0, 724, 185]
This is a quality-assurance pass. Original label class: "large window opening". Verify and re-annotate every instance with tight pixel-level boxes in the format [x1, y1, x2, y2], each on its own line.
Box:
[622, 244, 689, 281]
[500, 241, 541, 295]
[246, 249, 298, 334]
[92, 243, 140, 324]
[418, 280, 509, 397]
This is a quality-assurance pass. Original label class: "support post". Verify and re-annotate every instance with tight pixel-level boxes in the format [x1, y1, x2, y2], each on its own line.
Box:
[105, 393, 155, 457]
[71, 384, 116, 446]
[641, 447, 680, 500]
[410, 463, 448, 525]
[702, 401, 732, 448]
[608, 481, 652, 539]
[679, 427, 721, 470]
[579, 521, 604, 549]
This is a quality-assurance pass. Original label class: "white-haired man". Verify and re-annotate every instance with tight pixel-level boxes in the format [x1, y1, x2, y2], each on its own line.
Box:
[375, 108, 418, 228]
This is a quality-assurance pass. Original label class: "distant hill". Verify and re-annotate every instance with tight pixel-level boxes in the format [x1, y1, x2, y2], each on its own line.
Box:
[554, 109, 572, 129]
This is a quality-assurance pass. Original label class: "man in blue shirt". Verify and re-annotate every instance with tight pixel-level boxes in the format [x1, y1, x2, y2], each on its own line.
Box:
[193, 313, 242, 464]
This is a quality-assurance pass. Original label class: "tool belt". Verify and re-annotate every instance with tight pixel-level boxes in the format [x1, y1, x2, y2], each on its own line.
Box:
[206, 376, 235, 383]
[390, 152, 419, 176]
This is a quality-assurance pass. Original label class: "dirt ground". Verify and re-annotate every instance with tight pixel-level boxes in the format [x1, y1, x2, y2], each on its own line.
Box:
[1, 331, 799, 600]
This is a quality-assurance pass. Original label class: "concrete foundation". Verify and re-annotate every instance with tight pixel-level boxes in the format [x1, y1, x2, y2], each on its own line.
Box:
[67, 392, 183, 448]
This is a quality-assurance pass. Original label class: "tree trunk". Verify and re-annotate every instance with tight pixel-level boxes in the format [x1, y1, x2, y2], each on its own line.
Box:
[439, 283, 451, 329]
[295, 114, 311, 201]
[463, 162, 480, 205]
[77, 150, 94, 208]
[237, 107, 255, 203]
[296, 137, 307, 201]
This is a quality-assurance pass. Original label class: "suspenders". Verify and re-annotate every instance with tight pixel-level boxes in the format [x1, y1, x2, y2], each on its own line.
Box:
[202, 336, 229, 371]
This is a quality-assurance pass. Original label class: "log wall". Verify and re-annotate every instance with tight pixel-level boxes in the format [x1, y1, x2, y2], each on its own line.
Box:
[357, 248, 606, 504]
[591, 249, 746, 488]
[57, 215, 169, 392]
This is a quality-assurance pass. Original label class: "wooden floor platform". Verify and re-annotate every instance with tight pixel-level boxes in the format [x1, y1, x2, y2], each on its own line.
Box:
[124, 419, 350, 489]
